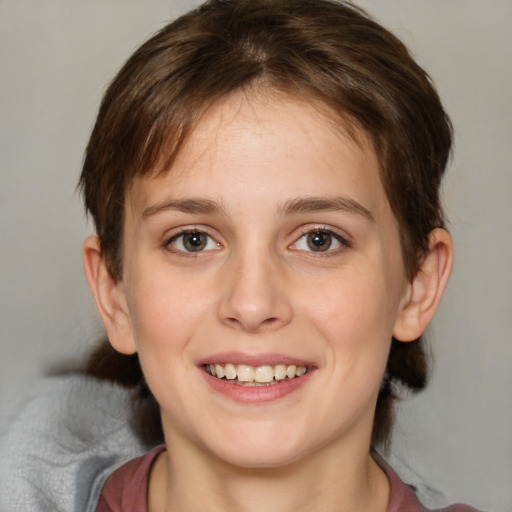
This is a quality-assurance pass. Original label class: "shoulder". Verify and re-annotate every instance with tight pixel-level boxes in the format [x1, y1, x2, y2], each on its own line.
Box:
[96, 446, 165, 512]
[436, 506, 485, 512]
[0, 374, 148, 512]
[376, 454, 486, 512]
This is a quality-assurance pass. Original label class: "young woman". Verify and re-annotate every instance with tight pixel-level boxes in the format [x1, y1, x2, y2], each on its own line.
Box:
[0, 1, 486, 511]
[77, 1, 482, 511]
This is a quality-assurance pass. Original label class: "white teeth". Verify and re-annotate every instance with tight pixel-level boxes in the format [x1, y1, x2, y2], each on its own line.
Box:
[295, 366, 306, 377]
[286, 365, 297, 378]
[254, 365, 274, 383]
[274, 364, 287, 380]
[237, 365, 255, 382]
[206, 363, 308, 383]
[214, 363, 225, 379]
[224, 363, 236, 380]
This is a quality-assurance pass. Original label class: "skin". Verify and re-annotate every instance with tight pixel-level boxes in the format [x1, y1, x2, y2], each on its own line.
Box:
[84, 90, 453, 512]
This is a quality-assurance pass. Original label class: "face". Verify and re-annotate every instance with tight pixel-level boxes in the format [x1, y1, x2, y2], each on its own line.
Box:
[117, 91, 411, 468]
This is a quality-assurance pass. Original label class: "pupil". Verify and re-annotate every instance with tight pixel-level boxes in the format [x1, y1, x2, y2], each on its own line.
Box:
[184, 232, 206, 251]
[307, 231, 331, 251]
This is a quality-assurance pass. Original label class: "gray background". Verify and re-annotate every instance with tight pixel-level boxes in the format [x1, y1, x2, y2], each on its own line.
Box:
[0, 1, 510, 510]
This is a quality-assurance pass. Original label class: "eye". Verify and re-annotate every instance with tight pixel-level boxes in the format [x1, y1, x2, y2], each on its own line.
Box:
[291, 229, 346, 253]
[168, 230, 220, 253]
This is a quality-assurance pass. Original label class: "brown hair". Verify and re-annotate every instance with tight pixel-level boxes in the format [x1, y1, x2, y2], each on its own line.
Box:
[80, 0, 452, 447]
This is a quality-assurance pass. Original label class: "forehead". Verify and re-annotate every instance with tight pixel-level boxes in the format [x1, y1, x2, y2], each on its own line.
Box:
[126, 90, 390, 221]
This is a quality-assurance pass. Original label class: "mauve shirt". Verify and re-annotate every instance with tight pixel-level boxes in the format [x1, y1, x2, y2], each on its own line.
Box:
[96, 446, 482, 512]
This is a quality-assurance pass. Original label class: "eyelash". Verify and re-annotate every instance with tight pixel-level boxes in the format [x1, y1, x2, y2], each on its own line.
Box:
[290, 227, 351, 255]
[164, 226, 351, 256]
[165, 228, 221, 255]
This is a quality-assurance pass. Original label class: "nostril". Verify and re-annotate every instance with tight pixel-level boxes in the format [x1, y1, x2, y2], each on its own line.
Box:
[225, 315, 282, 333]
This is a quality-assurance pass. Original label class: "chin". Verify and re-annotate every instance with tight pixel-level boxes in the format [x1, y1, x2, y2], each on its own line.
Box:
[202, 426, 312, 470]
[214, 445, 304, 470]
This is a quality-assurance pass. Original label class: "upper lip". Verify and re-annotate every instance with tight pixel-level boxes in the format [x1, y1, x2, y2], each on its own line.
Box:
[196, 352, 315, 367]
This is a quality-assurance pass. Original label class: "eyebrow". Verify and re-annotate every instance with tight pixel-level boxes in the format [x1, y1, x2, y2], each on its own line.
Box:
[142, 198, 226, 218]
[279, 196, 375, 222]
[142, 195, 374, 222]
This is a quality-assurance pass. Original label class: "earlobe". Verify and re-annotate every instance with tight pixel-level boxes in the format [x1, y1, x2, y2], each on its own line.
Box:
[393, 228, 454, 342]
[82, 235, 137, 355]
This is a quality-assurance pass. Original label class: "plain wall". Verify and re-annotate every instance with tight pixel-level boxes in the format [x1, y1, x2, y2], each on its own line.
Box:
[1, 1, 510, 511]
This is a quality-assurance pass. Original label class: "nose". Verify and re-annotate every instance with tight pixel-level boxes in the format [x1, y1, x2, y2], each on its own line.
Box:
[217, 249, 293, 333]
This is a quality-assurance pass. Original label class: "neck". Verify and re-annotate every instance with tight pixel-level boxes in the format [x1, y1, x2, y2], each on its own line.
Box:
[149, 429, 389, 512]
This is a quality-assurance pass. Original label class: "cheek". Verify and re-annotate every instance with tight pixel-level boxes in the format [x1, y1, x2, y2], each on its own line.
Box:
[301, 266, 400, 376]
[124, 272, 211, 409]
[125, 268, 209, 353]
[308, 269, 398, 337]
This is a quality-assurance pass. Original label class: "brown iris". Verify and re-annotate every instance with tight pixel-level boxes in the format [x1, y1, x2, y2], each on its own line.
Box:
[307, 231, 332, 251]
[183, 232, 208, 252]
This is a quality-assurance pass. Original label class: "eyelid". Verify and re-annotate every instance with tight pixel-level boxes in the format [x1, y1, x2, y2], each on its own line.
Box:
[288, 225, 352, 253]
[164, 226, 222, 254]
[162, 224, 351, 256]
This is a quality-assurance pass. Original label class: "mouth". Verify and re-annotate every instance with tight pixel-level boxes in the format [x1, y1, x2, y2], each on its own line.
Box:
[203, 363, 309, 387]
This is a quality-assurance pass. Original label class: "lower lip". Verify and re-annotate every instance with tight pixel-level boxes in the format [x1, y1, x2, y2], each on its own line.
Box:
[201, 369, 315, 403]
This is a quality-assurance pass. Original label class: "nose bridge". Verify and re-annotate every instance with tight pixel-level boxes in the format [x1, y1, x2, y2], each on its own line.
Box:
[217, 240, 292, 332]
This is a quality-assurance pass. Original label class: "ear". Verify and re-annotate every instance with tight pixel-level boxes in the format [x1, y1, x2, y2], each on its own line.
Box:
[393, 228, 454, 342]
[82, 235, 137, 355]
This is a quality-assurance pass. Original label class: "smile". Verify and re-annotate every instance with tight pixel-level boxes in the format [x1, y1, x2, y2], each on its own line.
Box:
[204, 363, 308, 386]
